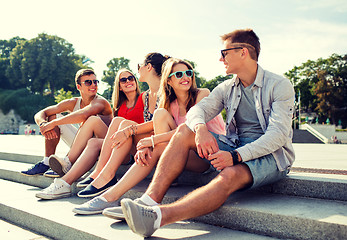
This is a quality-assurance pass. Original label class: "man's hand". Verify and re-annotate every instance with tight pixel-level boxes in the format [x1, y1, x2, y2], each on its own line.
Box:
[208, 150, 233, 171]
[40, 121, 56, 135]
[195, 124, 219, 159]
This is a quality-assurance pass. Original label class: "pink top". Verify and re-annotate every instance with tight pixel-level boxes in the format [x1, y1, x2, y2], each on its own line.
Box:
[170, 99, 226, 135]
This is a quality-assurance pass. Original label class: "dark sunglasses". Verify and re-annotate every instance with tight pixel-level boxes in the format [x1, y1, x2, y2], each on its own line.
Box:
[220, 47, 243, 59]
[169, 70, 194, 79]
[120, 75, 135, 83]
[81, 80, 99, 86]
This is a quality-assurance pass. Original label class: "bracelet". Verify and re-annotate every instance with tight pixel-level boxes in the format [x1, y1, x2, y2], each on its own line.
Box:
[129, 125, 138, 136]
[39, 121, 47, 127]
[150, 135, 155, 149]
[122, 130, 128, 138]
[231, 150, 240, 165]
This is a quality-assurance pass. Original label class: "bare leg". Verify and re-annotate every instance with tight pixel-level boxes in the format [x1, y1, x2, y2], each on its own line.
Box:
[145, 124, 199, 203]
[100, 108, 176, 201]
[66, 116, 108, 164]
[91, 119, 150, 189]
[45, 115, 60, 157]
[102, 143, 167, 202]
[62, 138, 103, 185]
[87, 117, 125, 179]
[160, 164, 253, 226]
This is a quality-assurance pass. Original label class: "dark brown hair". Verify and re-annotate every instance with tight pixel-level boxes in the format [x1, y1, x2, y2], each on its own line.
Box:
[221, 29, 260, 61]
[75, 69, 96, 84]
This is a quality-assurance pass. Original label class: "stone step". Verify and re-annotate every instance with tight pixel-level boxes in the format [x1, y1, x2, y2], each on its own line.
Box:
[1, 177, 346, 240]
[0, 179, 280, 240]
[2, 153, 347, 201]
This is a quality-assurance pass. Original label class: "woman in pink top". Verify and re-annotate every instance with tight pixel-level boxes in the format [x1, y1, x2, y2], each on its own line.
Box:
[70, 58, 225, 216]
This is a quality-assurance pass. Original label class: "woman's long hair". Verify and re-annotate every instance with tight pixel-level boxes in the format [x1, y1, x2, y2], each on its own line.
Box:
[158, 58, 198, 111]
[112, 68, 140, 115]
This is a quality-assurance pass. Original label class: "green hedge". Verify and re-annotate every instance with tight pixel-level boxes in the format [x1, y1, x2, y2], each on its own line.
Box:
[0, 88, 55, 123]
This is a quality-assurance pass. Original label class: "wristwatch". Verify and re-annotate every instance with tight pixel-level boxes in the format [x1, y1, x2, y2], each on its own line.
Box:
[231, 150, 240, 165]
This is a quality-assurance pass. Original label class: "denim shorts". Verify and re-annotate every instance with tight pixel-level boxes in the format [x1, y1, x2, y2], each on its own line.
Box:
[203, 132, 288, 190]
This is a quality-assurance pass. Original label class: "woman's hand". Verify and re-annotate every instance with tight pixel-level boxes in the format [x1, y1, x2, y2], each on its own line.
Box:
[136, 137, 152, 150]
[134, 147, 152, 166]
[110, 127, 130, 148]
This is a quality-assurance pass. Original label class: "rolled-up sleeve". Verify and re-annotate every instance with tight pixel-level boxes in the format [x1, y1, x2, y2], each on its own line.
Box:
[186, 83, 227, 132]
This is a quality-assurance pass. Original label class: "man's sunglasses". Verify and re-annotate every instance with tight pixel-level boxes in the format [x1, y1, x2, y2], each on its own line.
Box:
[169, 70, 194, 79]
[120, 75, 135, 83]
[81, 80, 99, 86]
[220, 47, 243, 59]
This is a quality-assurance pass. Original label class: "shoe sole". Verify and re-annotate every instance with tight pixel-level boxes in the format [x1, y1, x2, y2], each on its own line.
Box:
[102, 210, 125, 221]
[43, 173, 60, 178]
[20, 172, 44, 176]
[76, 183, 89, 188]
[49, 155, 65, 177]
[77, 186, 111, 198]
[121, 200, 137, 234]
[72, 208, 103, 215]
[35, 192, 71, 200]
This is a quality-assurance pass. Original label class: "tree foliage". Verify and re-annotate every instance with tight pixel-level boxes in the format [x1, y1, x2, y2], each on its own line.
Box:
[54, 88, 74, 103]
[201, 75, 232, 92]
[285, 54, 347, 126]
[6, 33, 88, 96]
[0, 88, 55, 122]
[102, 57, 131, 88]
[0, 37, 26, 89]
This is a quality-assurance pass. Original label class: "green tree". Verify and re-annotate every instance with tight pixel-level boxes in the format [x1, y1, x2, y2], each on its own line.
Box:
[201, 75, 232, 92]
[101, 57, 131, 100]
[102, 57, 130, 88]
[7, 33, 87, 96]
[285, 54, 347, 127]
[54, 88, 74, 103]
[0, 37, 26, 89]
[184, 59, 206, 88]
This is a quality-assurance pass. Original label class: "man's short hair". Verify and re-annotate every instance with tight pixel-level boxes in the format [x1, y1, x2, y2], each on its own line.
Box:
[75, 69, 95, 84]
[221, 29, 260, 61]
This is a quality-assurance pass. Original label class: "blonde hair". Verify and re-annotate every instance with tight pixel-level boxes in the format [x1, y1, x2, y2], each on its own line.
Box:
[112, 68, 140, 115]
[158, 58, 198, 111]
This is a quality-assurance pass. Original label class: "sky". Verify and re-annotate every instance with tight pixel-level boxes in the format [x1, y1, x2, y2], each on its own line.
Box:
[1, 0, 347, 93]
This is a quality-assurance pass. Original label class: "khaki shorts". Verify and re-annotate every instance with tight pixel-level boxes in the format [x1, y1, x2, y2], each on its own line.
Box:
[56, 113, 79, 148]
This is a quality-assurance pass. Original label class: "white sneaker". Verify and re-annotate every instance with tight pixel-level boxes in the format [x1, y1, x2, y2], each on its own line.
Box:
[49, 155, 72, 177]
[35, 178, 71, 200]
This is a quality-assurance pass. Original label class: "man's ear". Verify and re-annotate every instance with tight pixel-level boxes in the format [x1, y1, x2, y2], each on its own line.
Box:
[241, 48, 248, 57]
[76, 83, 81, 91]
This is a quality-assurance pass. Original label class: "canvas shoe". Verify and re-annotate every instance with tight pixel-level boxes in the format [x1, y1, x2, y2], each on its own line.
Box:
[49, 155, 71, 177]
[21, 162, 49, 176]
[76, 177, 94, 188]
[121, 198, 159, 237]
[43, 170, 60, 178]
[103, 198, 146, 221]
[35, 178, 71, 200]
[77, 175, 118, 198]
[72, 196, 120, 215]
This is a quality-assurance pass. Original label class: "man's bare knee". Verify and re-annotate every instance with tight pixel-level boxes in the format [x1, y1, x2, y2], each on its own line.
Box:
[216, 165, 252, 194]
[172, 124, 196, 146]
